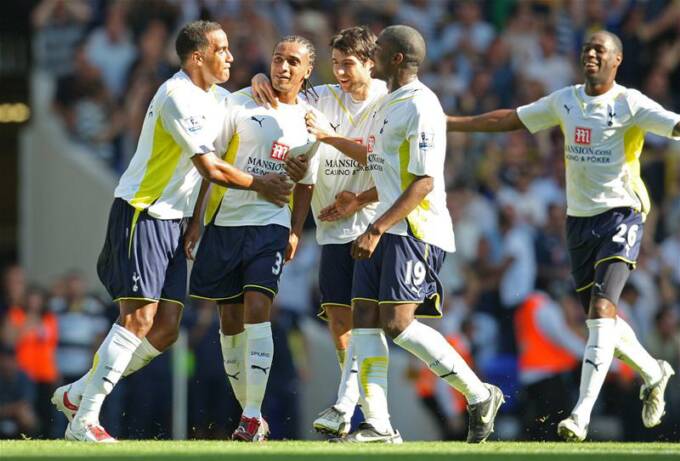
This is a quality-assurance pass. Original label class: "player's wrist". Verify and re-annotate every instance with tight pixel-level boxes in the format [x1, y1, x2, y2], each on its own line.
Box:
[367, 222, 384, 236]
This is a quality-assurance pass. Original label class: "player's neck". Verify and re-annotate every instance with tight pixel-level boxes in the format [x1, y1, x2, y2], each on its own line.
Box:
[387, 71, 417, 93]
[350, 80, 371, 102]
[584, 79, 615, 97]
[183, 67, 212, 92]
[274, 89, 299, 105]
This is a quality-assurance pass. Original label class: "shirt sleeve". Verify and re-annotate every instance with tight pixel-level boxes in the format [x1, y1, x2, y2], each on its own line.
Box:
[404, 98, 446, 178]
[516, 92, 561, 134]
[629, 90, 680, 139]
[160, 91, 216, 157]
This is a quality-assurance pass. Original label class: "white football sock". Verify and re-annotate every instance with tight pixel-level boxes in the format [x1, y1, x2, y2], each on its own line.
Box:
[571, 318, 617, 424]
[122, 337, 161, 377]
[74, 324, 141, 427]
[334, 340, 361, 417]
[220, 330, 247, 410]
[242, 322, 273, 419]
[614, 316, 663, 386]
[353, 328, 393, 433]
[67, 373, 90, 406]
[393, 320, 490, 404]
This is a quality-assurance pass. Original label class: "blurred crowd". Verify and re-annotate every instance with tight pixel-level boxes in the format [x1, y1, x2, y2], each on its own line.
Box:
[4, 0, 679, 441]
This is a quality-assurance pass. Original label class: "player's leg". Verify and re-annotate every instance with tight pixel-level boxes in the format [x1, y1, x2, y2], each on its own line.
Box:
[67, 299, 154, 442]
[382, 234, 502, 443]
[231, 224, 288, 442]
[218, 301, 246, 410]
[333, 238, 399, 443]
[314, 243, 361, 436]
[560, 209, 673, 440]
[385, 303, 501, 443]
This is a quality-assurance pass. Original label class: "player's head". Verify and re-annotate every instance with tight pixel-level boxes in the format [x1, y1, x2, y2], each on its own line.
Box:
[372, 25, 426, 81]
[580, 30, 622, 86]
[176, 20, 233, 85]
[271, 35, 315, 99]
[329, 26, 377, 94]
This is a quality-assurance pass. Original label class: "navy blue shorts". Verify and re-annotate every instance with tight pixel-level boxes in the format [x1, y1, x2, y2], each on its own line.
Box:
[97, 198, 187, 305]
[351, 233, 445, 317]
[189, 224, 289, 303]
[566, 207, 643, 293]
[318, 243, 354, 320]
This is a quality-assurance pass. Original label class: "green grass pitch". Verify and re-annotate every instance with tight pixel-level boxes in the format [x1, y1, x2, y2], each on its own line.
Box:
[1, 440, 679, 461]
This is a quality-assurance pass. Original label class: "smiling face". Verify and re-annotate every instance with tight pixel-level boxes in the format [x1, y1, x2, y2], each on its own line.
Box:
[198, 29, 233, 85]
[580, 32, 621, 89]
[270, 41, 313, 97]
[331, 48, 373, 94]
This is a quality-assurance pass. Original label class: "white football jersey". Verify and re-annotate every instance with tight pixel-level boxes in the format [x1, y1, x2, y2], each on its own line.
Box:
[205, 88, 318, 229]
[517, 83, 680, 217]
[306, 80, 387, 244]
[115, 71, 227, 219]
[365, 79, 456, 252]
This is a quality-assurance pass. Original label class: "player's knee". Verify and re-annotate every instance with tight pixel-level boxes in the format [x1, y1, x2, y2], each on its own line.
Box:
[380, 317, 409, 339]
[589, 296, 616, 319]
[329, 313, 352, 337]
[122, 309, 155, 336]
[155, 326, 179, 351]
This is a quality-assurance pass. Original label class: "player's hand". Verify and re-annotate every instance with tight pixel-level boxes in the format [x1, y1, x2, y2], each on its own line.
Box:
[351, 224, 382, 260]
[184, 219, 201, 260]
[285, 155, 309, 182]
[285, 232, 299, 262]
[305, 111, 332, 141]
[318, 191, 360, 222]
[251, 73, 279, 109]
[253, 173, 293, 207]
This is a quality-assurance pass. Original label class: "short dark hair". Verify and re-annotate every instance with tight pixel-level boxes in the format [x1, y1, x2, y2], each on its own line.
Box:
[380, 25, 426, 68]
[175, 20, 223, 64]
[590, 30, 623, 55]
[329, 26, 377, 63]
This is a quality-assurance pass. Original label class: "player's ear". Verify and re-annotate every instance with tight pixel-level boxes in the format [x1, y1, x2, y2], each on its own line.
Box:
[304, 64, 313, 80]
[393, 52, 404, 66]
[192, 50, 203, 66]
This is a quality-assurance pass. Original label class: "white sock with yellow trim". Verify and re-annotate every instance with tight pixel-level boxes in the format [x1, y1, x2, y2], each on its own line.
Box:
[334, 341, 361, 416]
[220, 330, 247, 410]
[614, 316, 662, 385]
[74, 324, 141, 428]
[393, 320, 490, 404]
[122, 337, 161, 377]
[571, 318, 617, 424]
[242, 322, 273, 419]
[353, 328, 393, 433]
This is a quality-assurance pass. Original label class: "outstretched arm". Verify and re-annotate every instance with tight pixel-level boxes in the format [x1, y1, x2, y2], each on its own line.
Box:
[446, 109, 525, 132]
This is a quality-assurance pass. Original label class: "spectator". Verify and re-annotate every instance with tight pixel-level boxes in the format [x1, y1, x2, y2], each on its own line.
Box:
[0, 344, 38, 439]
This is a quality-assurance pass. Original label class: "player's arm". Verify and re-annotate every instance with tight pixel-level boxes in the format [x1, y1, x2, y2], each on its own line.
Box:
[287, 183, 314, 262]
[305, 111, 368, 165]
[184, 178, 211, 260]
[446, 109, 525, 132]
[352, 176, 432, 260]
[318, 187, 379, 222]
[191, 153, 291, 207]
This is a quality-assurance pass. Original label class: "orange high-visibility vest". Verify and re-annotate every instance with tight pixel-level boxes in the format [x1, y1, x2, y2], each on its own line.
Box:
[8, 306, 59, 383]
[515, 293, 578, 374]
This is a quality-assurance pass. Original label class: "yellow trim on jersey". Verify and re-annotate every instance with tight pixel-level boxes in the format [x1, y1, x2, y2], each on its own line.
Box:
[351, 297, 379, 304]
[127, 208, 142, 258]
[204, 133, 241, 225]
[189, 292, 243, 302]
[398, 138, 430, 240]
[360, 356, 388, 398]
[235, 89, 256, 101]
[576, 281, 594, 293]
[113, 296, 160, 304]
[243, 284, 277, 297]
[387, 95, 416, 108]
[327, 84, 356, 127]
[378, 293, 442, 318]
[159, 298, 185, 308]
[129, 117, 183, 211]
[623, 126, 650, 216]
[594, 255, 637, 269]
